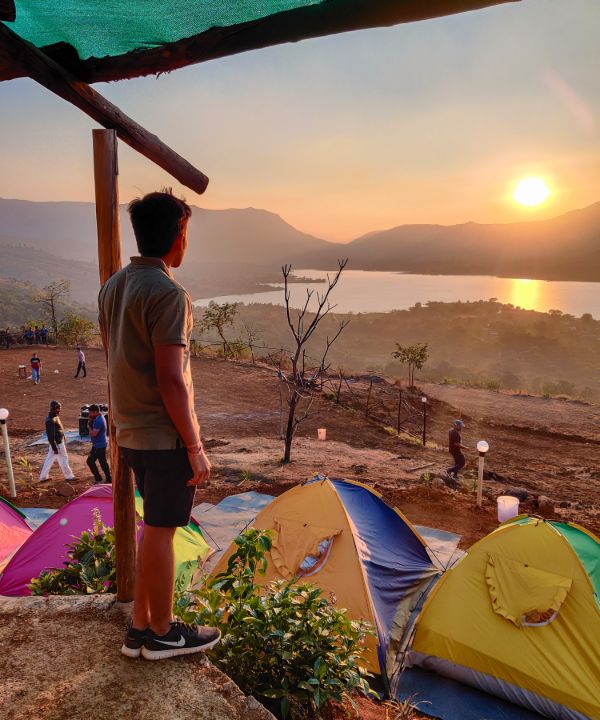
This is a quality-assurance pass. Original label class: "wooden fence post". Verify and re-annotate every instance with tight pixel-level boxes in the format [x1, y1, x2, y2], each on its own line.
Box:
[93, 129, 136, 603]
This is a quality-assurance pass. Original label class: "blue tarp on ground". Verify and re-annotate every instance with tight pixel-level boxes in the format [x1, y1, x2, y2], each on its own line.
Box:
[397, 667, 545, 720]
[192, 491, 274, 569]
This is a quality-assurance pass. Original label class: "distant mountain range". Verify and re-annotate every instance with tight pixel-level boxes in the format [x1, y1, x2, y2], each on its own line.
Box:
[1, 198, 599, 306]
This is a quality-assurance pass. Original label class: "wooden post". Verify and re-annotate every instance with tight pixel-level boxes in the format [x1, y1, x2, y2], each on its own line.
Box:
[93, 129, 136, 602]
[397, 389, 402, 433]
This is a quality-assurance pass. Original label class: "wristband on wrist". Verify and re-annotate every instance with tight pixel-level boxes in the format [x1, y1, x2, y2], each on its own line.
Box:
[186, 443, 203, 455]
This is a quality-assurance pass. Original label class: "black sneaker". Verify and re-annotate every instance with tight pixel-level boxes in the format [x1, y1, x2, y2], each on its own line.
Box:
[121, 621, 148, 658]
[141, 621, 221, 661]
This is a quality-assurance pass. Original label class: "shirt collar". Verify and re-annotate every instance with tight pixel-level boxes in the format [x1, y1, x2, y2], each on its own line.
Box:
[130, 256, 174, 279]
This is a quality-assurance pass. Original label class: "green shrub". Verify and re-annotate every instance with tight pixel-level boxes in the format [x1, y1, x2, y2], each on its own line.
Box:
[29, 509, 117, 595]
[174, 529, 373, 719]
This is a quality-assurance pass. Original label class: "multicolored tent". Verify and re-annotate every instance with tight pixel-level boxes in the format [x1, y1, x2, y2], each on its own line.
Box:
[211, 477, 441, 676]
[406, 516, 600, 720]
[0, 485, 212, 596]
[0, 496, 32, 573]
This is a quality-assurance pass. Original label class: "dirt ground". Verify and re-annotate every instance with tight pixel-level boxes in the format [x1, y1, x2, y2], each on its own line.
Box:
[1, 346, 599, 544]
[2, 346, 597, 720]
[0, 595, 275, 720]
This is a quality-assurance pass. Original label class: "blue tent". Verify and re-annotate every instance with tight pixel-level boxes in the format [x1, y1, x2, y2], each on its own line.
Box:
[211, 476, 442, 678]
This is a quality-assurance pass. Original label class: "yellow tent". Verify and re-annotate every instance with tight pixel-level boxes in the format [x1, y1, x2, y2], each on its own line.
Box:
[211, 477, 440, 675]
[407, 517, 600, 720]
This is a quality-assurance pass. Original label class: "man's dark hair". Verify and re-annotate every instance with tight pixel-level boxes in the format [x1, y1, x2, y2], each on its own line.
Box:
[88, 403, 100, 413]
[128, 189, 192, 257]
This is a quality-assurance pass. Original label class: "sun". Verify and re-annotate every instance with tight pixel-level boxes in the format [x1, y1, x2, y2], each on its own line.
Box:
[512, 177, 550, 207]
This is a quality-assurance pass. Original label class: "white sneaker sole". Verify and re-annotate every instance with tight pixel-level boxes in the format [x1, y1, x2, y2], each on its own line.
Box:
[141, 633, 221, 661]
[120, 643, 143, 659]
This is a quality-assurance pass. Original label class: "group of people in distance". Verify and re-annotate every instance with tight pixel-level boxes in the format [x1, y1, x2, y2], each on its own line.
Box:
[2, 324, 49, 348]
[40, 399, 111, 485]
[27, 346, 86, 384]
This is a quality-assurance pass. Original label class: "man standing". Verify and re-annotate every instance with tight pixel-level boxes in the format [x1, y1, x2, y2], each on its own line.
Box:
[39, 400, 76, 482]
[30, 352, 41, 384]
[74, 346, 87, 378]
[447, 419, 468, 480]
[86, 404, 111, 484]
[99, 190, 219, 661]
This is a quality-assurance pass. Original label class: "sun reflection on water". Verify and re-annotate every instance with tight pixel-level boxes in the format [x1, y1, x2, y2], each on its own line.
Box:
[510, 278, 541, 311]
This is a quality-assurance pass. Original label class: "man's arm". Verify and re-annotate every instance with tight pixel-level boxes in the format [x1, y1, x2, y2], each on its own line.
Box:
[46, 417, 58, 453]
[154, 344, 210, 487]
[89, 417, 101, 438]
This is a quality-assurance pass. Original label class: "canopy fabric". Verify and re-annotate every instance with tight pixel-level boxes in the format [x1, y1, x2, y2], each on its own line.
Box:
[485, 553, 572, 628]
[1, 1, 520, 83]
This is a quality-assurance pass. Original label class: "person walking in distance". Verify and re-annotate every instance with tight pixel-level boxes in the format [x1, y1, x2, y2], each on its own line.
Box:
[447, 419, 468, 480]
[30, 352, 42, 384]
[74, 346, 87, 378]
[86, 404, 112, 484]
[99, 189, 219, 660]
[39, 400, 76, 482]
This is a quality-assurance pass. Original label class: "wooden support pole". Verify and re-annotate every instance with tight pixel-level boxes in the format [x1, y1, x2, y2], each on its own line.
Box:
[0, 22, 209, 194]
[93, 129, 136, 603]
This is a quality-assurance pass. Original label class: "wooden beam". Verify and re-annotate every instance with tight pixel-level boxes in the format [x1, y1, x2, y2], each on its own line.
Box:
[93, 129, 137, 603]
[0, 0, 519, 84]
[0, 1, 15, 22]
[0, 22, 209, 194]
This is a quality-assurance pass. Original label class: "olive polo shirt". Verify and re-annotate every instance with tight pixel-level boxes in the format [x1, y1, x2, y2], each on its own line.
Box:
[98, 256, 198, 450]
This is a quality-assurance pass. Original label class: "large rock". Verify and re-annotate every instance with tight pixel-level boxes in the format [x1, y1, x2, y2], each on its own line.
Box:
[0, 595, 276, 720]
[537, 495, 555, 516]
[502, 486, 530, 501]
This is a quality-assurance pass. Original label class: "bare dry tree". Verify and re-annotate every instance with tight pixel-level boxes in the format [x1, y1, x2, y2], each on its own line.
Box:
[36, 279, 71, 339]
[280, 259, 349, 463]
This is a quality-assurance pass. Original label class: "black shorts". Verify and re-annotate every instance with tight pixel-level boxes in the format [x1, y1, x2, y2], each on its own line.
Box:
[121, 447, 195, 528]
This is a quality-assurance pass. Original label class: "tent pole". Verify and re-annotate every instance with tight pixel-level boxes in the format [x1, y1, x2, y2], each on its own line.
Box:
[93, 129, 136, 603]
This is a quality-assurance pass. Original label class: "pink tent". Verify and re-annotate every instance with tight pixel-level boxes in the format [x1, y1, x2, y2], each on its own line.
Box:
[0, 485, 113, 596]
[0, 497, 33, 573]
[0, 484, 211, 596]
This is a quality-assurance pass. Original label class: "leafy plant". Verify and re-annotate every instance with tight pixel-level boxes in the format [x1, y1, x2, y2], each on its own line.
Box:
[174, 529, 373, 719]
[195, 301, 239, 356]
[58, 311, 96, 346]
[384, 695, 430, 720]
[29, 509, 116, 595]
[391, 343, 429, 387]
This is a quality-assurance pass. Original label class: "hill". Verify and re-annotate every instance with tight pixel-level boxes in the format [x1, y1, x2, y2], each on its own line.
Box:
[297, 202, 600, 281]
[0, 198, 329, 266]
[2, 197, 600, 287]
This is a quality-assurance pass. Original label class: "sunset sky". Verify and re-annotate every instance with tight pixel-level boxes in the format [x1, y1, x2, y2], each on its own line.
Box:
[0, 0, 598, 241]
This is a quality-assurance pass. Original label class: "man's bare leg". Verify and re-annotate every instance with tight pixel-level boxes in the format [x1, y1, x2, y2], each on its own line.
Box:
[132, 534, 150, 630]
[140, 525, 176, 636]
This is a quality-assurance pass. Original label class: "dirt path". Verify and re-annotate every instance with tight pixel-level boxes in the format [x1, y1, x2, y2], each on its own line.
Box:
[0, 347, 599, 541]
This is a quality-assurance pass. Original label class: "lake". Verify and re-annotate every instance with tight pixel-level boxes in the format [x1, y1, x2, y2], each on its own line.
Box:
[194, 270, 600, 318]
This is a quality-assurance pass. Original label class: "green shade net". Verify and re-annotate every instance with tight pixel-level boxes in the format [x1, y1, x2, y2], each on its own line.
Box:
[11, 0, 325, 59]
